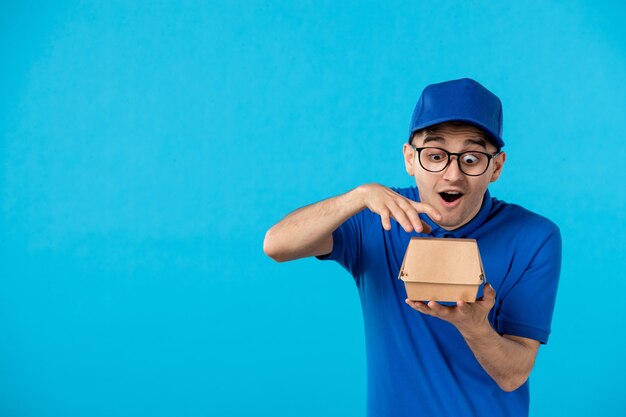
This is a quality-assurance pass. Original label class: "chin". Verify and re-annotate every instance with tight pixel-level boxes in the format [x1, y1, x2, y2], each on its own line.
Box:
[437, 221, 460, 231]
[436, 214, 469, 231]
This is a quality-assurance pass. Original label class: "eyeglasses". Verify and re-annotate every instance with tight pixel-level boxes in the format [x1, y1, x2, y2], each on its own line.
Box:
[411, 146, 501, 176]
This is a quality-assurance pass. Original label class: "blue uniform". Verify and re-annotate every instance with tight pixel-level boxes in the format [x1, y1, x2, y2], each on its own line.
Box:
[317, 186, 561, 417]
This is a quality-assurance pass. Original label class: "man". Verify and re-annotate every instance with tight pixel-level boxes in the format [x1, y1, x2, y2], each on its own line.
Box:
[263, 78, 561, 417]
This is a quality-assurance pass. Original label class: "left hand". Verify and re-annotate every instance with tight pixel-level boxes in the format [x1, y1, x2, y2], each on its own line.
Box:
[405, 283, 496, 335]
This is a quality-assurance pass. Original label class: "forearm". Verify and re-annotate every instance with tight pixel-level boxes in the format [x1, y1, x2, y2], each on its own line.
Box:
[263, 186, 367, 262]
[460, 323, 538, 392]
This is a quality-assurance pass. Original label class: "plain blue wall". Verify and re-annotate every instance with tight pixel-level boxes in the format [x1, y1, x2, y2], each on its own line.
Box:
[1, 1, 624, 416]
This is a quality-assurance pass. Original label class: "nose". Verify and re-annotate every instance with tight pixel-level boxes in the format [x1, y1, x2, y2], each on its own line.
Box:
[442, 156, 464, 181]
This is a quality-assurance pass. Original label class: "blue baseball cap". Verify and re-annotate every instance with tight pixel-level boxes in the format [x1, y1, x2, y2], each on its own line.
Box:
[409, 78, 504, 149]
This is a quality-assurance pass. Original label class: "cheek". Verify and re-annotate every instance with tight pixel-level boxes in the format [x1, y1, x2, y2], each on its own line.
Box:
[468, 178, 491, 197]
[413, 174, 434, 192]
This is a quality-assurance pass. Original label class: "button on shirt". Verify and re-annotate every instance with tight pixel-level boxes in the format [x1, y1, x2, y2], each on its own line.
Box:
[318, 186, 561, 417]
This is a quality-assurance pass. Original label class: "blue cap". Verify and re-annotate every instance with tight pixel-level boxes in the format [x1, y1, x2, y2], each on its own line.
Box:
[409, 78, 504, 149]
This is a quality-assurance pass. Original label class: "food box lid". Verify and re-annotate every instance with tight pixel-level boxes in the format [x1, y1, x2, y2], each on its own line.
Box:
[398, 237, 485, 285]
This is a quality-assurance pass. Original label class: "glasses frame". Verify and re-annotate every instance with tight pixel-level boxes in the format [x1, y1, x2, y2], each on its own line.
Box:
[410, 145, 501, 177]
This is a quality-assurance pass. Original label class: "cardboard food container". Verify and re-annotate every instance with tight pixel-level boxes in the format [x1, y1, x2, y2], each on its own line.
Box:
[398, 237, 486, 302]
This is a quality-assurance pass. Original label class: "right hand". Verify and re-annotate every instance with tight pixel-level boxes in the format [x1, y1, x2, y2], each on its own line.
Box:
[356, 183, 442, 234]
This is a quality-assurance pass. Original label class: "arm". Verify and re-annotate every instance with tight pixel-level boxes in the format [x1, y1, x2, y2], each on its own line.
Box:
[406, 284, 539, 392]
[263, 183, 441, 262]
[464, 327, 539, 392]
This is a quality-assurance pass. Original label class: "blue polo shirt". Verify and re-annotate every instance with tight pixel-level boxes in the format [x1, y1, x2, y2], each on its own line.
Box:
[317, 186, 561, 417]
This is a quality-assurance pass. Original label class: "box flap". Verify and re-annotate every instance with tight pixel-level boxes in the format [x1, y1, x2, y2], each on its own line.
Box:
[398, 237, 485, 285]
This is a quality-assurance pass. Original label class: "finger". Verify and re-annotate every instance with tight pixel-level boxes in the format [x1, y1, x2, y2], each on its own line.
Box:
[379, 209, 392, 231]
[456, 300, 470, 314]
[388, 203, 415, 233]
[477, 284, 495, 302]
[484, 283, 496, 299]
[427, 300, 449, 317]
[397, 200, 425, 232]
[410, 201, 442, 222]
[399, 199, 434, 233]
[480, 283, 496, 308]
[406, 299, 428, 313]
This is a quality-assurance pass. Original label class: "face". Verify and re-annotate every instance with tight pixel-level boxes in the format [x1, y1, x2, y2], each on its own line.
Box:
[403, 123, 506, 230]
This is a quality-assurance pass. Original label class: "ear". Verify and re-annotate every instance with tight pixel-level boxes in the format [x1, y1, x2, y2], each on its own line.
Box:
[489, 151, 506, 183]
[403, 143, 416, 176]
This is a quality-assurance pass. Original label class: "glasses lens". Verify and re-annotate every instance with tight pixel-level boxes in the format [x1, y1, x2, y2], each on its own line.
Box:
[419, 148, 449, 172]
[458, 152, 489, 175]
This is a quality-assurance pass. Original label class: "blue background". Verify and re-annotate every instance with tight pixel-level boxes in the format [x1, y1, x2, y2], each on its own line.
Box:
[1, 1, 624, 416]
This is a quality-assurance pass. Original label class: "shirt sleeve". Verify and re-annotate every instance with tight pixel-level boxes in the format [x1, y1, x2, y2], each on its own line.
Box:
[316, 209, 370, 281]
[495, 224, 562, 344]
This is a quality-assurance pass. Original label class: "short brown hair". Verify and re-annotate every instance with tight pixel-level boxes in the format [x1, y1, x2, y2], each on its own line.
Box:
[410, 121, 499, 150]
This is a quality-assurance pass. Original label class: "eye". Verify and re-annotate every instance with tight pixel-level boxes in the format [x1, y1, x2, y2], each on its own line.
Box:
[425, 149, 447, 162]
[461, 153, 482, 165]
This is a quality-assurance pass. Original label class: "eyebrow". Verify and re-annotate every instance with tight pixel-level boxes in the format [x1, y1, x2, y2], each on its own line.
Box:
[422, 135, 488, 149]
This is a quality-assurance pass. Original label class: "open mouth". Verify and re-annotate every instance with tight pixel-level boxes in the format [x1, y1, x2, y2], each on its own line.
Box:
[439, 191, 463, 203]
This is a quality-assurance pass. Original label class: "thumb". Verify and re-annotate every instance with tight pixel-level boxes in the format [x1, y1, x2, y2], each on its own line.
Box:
[482, 283, 496, 304]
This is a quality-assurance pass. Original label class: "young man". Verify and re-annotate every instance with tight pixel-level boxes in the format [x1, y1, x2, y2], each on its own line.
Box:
[263, 78, 561, 417]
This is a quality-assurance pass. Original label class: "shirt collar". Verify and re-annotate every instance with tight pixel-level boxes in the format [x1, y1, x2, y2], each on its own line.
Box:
[416, 189, 493, 238]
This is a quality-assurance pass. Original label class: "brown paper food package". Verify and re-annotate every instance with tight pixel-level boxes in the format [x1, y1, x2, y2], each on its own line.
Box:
[398, 237, 486, 302]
